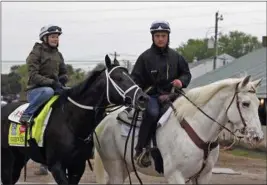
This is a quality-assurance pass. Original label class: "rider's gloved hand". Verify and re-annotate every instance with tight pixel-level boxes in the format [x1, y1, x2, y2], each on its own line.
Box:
[158, 94, 170, 103]
[52, 81, 66, 95]
[59, 75, 68, 86]
[52, 81, 63, 90]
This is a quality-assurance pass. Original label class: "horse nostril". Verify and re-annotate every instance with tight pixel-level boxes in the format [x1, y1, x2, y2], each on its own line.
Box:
[254, 137, 260, 142]
[240, 128, 247, 135]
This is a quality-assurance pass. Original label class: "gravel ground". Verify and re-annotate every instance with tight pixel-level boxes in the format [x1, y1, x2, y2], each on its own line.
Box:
[17, 150, 266, 184]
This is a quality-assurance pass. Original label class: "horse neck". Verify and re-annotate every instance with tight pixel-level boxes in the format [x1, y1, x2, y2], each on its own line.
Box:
[187, 87, 234, 142]
[63, 84, 107, 138]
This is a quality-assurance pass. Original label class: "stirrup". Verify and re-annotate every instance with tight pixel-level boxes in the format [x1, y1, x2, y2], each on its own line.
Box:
[20, 116, 34, 126]
[135, 148, 151, 168]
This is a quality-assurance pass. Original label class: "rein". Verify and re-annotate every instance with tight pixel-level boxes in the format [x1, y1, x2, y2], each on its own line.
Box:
[123, 109, 144, 185]
[170, 82, 251, 184]
[175, 83, 245, 140]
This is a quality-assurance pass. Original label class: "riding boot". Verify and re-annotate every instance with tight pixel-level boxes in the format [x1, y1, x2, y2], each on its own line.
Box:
[134, 112, 154, 167]
[19, 114, 34, 125]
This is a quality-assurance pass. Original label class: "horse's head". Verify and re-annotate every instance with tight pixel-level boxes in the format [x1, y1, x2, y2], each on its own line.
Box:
[226, 75, 264, 146]
[98, 54, 148, 110]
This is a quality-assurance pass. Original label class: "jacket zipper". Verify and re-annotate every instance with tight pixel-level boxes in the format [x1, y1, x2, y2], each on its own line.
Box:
[167, 63, 169, 80]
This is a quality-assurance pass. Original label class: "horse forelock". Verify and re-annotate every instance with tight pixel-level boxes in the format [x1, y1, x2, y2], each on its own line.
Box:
[172, 77, 245, 121]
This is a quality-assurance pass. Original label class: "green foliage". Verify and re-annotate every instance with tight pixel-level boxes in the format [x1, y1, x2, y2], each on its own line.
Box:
[1, 64, 86, 97]
[177, 38, 214, 63]
[176, 30, 262, 62]
[218, 31, 262, 58]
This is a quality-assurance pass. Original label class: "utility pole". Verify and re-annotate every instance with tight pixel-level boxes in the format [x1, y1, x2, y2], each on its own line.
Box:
[213, 11, 223, 70]
[110, 51, 120, 60]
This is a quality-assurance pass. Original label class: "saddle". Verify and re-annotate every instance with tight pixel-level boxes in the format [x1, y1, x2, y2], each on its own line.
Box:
[116, 93, 181, 173]
[117, 92, 179, 127]
[8, 95, 60, 126]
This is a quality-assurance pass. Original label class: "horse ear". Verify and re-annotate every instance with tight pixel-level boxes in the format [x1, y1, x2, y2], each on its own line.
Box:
[105, 55, 112, 68]
[252, 78, 262, 88]
[241, 75, 251, 88]
[114, 58, 120, 66]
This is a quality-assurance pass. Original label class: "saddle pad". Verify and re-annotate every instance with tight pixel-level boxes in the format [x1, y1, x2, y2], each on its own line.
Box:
[8, 96, 59, 147]
[8, 103, 30, 123]
[120, 107, 173, 137]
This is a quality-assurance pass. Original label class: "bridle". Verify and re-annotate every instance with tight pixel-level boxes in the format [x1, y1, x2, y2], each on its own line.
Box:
[175, 82, 254, 184]
[225, 82, 253, 136]
[176, 82, 252, 139]
[105, 66, 141, 107]
[67, 65, 141, 110]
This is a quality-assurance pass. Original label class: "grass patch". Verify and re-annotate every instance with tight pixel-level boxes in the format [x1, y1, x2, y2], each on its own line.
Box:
[226, 147, 267, 160]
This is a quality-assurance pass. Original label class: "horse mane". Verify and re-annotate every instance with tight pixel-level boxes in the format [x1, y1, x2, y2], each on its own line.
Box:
[68, 63, 106, 97]
[173, 77, 245, 121]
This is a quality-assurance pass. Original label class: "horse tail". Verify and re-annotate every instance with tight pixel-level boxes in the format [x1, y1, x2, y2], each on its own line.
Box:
[94, 147, 106, 184]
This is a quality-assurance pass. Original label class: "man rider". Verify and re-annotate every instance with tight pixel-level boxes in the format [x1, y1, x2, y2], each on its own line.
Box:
[131, 20, 192, 167]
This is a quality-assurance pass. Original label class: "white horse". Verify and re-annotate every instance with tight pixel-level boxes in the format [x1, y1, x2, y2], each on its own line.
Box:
[93, 76, 264, 184]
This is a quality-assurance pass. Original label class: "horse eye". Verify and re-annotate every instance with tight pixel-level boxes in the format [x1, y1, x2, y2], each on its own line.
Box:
[242, 102, 250, 107]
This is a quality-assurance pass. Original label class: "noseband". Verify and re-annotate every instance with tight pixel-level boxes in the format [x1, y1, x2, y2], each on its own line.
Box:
[105, 66, 141, 107]
[226, 82, 256, 135]
[67, 66, 141, 110]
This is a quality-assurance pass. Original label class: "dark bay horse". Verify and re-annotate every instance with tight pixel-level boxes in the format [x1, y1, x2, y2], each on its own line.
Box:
[1, 55, 148, 184]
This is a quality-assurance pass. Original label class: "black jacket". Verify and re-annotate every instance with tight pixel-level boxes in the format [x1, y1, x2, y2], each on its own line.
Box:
[131, 44, 192, 95]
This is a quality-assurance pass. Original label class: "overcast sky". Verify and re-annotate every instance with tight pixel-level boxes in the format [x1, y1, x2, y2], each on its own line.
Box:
[2, 1, 266, 63]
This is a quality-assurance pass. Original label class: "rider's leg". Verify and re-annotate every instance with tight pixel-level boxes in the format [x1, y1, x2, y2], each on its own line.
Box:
[20, 87, 54, 124]
[135, 96, 160, 163]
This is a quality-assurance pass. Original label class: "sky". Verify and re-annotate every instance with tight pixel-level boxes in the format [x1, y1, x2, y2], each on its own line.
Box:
[1, 1, 266, 73]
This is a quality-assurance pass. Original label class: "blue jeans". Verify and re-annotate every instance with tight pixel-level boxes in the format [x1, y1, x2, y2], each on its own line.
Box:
[146, 96, 160, 119]
[135, 95, 160, 152]
[23, 87, 54, 116]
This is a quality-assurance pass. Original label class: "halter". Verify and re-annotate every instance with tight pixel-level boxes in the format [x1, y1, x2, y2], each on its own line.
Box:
[67, 66, 141, 110]
[105, 66, 141, 107]
[176, 82, 252, 184]
[225, 82, 252, 135]
[177, 82, 251, 139]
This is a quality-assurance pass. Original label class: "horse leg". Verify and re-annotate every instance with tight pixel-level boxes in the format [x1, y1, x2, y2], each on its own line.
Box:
[67, 160, 86, 185]
[11, 149, 30, 184]
[104, 160, 128, 184]
[191, 169, 213, 184]
[49, 161, 69, 185]
[1, 147, 14, 185]
[166, 170, 185, 184]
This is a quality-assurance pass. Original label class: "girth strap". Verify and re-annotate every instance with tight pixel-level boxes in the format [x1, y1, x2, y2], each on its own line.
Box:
[180, 119, 218, 184]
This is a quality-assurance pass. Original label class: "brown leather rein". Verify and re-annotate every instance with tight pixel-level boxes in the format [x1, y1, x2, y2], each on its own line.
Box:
[170, 82, 253, 184]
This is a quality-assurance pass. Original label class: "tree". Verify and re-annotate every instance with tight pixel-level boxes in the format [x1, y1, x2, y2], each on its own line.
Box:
[176, 39, 214, 63]
[176, 30, 262, 62]
[218, 31, 262, 58]
[1, 63, 87, 99]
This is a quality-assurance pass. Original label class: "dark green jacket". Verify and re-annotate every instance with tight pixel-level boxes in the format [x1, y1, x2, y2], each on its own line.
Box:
[26, 42, 67, 90]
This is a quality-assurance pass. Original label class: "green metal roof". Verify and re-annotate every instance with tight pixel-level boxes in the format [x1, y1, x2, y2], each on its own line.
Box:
[187, 48, 267, 98]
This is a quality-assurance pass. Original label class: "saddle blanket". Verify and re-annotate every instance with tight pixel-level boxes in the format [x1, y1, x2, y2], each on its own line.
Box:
[8, 96, 59, 147]
[120, 107, 173, 137]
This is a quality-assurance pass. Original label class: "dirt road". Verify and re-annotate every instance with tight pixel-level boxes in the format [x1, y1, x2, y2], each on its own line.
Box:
[18, 151, 266, 184]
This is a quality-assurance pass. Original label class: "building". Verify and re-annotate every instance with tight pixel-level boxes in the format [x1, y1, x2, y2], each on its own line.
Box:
[189, 53, 236, 79]
[187, 47, 266, 126]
